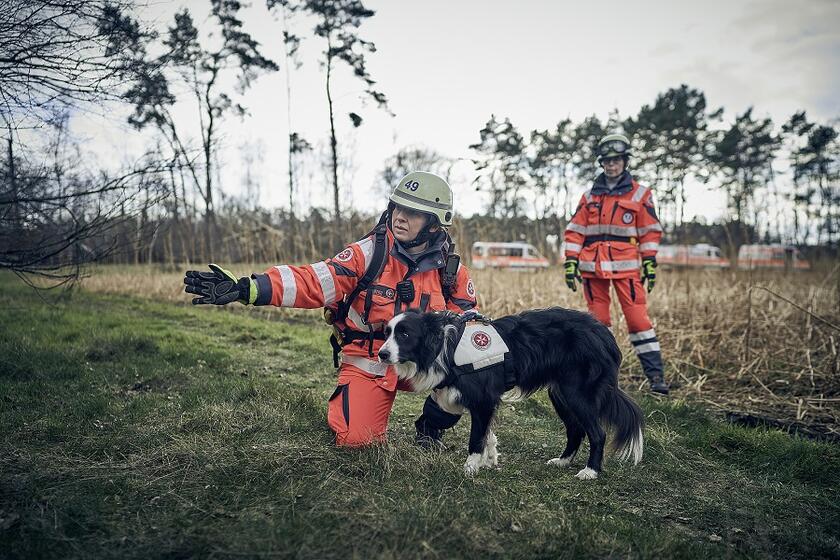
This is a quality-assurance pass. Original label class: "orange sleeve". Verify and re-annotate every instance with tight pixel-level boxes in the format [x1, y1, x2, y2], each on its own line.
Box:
[251, 236, 373, 307]
[446, 264, 479, 312]
[637, 190, 663, 258]
[564, 194, 588, 259]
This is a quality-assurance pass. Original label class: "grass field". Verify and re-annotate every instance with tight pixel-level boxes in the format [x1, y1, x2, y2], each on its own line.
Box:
[2, 268, 839, 559]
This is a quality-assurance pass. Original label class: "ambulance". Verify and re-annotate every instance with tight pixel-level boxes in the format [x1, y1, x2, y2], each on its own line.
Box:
[470, 242, 550, 271]
[657, 244, 730, 268]
[737, 244, 810, 271]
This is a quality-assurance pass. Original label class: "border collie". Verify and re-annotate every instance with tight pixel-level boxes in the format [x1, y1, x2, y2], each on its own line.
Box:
[378, 308, 644, 480]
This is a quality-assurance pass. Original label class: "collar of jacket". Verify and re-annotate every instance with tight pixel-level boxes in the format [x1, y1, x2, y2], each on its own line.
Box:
[591, 171, 634, 196]
[389, 227, 449, 274]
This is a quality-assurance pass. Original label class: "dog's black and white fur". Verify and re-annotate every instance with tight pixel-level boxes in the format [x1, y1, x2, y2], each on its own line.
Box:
[378, 307, 644, 479]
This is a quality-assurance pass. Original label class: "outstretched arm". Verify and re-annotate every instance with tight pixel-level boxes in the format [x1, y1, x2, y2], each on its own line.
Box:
[184, 237, 374, 309]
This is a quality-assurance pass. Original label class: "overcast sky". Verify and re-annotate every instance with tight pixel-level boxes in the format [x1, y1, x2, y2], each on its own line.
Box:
[78, 0, 840, 222]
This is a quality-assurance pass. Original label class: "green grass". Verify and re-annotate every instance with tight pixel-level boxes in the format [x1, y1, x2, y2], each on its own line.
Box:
[1, 275, 838, 559]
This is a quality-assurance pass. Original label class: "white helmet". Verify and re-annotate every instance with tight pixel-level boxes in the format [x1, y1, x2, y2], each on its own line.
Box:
[389, 171, 454, 226]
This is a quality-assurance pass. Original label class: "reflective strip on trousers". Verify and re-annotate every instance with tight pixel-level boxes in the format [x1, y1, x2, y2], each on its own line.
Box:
[639, 242, 659, 252]
[341, 354, 389, 377]
[276, 265, 297, 307]
[311, 261, 337, 305]
[629, 328, 656, 342]
[634, 341, 661, 354]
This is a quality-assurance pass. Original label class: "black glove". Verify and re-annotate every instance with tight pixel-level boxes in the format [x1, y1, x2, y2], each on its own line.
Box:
[641, 257, 657, 293]
[183, 263, 252, 305]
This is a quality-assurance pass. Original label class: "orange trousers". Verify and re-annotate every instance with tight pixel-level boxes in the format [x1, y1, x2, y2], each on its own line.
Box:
[326, 362, 413, 446]
[582, 276, 652, 332]
[582, 276, 663, 379]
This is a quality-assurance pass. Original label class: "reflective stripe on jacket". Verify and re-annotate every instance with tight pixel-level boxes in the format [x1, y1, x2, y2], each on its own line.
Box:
[251, 227, 479, 360]
[564, 172, 662, 279]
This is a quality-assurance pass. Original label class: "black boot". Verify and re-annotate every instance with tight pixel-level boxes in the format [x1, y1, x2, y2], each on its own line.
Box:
[649, 375, 670, 395]
[636, 345, 669, 395]
[414, 395, 461, 449]
[414, 416, 445, 450]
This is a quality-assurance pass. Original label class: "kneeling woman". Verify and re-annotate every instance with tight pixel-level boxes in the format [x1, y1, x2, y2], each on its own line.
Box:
[184, 172, 478, 447]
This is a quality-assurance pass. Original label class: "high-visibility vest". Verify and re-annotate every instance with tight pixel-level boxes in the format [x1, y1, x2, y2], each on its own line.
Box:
[564, 177, 663, 279]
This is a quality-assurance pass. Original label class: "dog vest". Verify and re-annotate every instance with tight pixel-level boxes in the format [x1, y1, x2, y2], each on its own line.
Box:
[437, 315, 517, 390]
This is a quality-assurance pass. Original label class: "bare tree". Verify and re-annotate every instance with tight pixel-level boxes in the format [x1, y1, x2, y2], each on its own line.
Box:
[270, 0, 389, 249]
[377, 146, 452, 198]
[126, 0, 279, 256]
[0, 0, 146, 130]
[0, 0, 166, 285]
[0, 120, 170, 285]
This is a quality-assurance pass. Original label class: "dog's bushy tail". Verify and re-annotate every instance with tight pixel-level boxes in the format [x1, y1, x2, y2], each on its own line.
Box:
[601, 387, 645, 465]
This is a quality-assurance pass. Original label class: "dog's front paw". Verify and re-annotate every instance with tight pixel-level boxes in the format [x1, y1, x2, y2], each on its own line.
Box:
[547, 456, 574, 468]
[575, 467, 599, 480]
[464, 453, 484, 476]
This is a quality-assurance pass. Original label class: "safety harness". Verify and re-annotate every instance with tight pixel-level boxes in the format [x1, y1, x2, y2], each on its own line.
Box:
[434, 311, 518, 391]
[325, 211, 461, 367]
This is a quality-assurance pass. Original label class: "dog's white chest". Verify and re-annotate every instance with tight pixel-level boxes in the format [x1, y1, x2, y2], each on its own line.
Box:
[453, 323, 510, 370]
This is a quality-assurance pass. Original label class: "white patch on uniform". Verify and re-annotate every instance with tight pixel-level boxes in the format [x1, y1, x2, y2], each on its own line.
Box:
[466, 279, 475, 298]
[335, 248, 353, 262]
[546, 455, 574, 468]
[622, 211, 634, 224]
[575, 467, 598, 480]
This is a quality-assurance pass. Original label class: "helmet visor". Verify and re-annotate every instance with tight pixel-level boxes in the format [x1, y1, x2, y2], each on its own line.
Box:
[598, 140, 629, 156]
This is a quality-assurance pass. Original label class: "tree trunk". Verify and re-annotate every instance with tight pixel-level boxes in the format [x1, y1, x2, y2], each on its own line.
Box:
[326, 38, 341, 251]
[6, 135, 19, 229]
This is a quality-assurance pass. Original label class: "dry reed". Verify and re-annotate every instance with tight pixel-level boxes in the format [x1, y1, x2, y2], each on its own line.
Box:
[81, 263, 840, 439]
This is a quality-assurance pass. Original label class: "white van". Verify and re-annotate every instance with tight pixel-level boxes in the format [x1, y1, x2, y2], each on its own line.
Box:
[471, 242, 550, 271]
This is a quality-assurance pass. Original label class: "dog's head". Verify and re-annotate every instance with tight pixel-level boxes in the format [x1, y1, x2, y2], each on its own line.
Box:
[378, 310, 457, 388]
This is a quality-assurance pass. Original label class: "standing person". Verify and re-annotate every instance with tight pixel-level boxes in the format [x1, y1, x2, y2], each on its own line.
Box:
[183, 171, 478, 445]
[563, 134, 670, 394]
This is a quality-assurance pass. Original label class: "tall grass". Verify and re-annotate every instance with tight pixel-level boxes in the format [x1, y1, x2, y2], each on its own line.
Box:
[80, 264, 840, 438]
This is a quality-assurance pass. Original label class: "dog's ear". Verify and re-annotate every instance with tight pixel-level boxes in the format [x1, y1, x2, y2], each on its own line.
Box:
[418, 312, 446, 369]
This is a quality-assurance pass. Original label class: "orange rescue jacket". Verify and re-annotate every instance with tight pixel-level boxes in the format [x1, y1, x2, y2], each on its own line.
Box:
[252, 227, 478, 370]
[564, 172, 662, 279]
